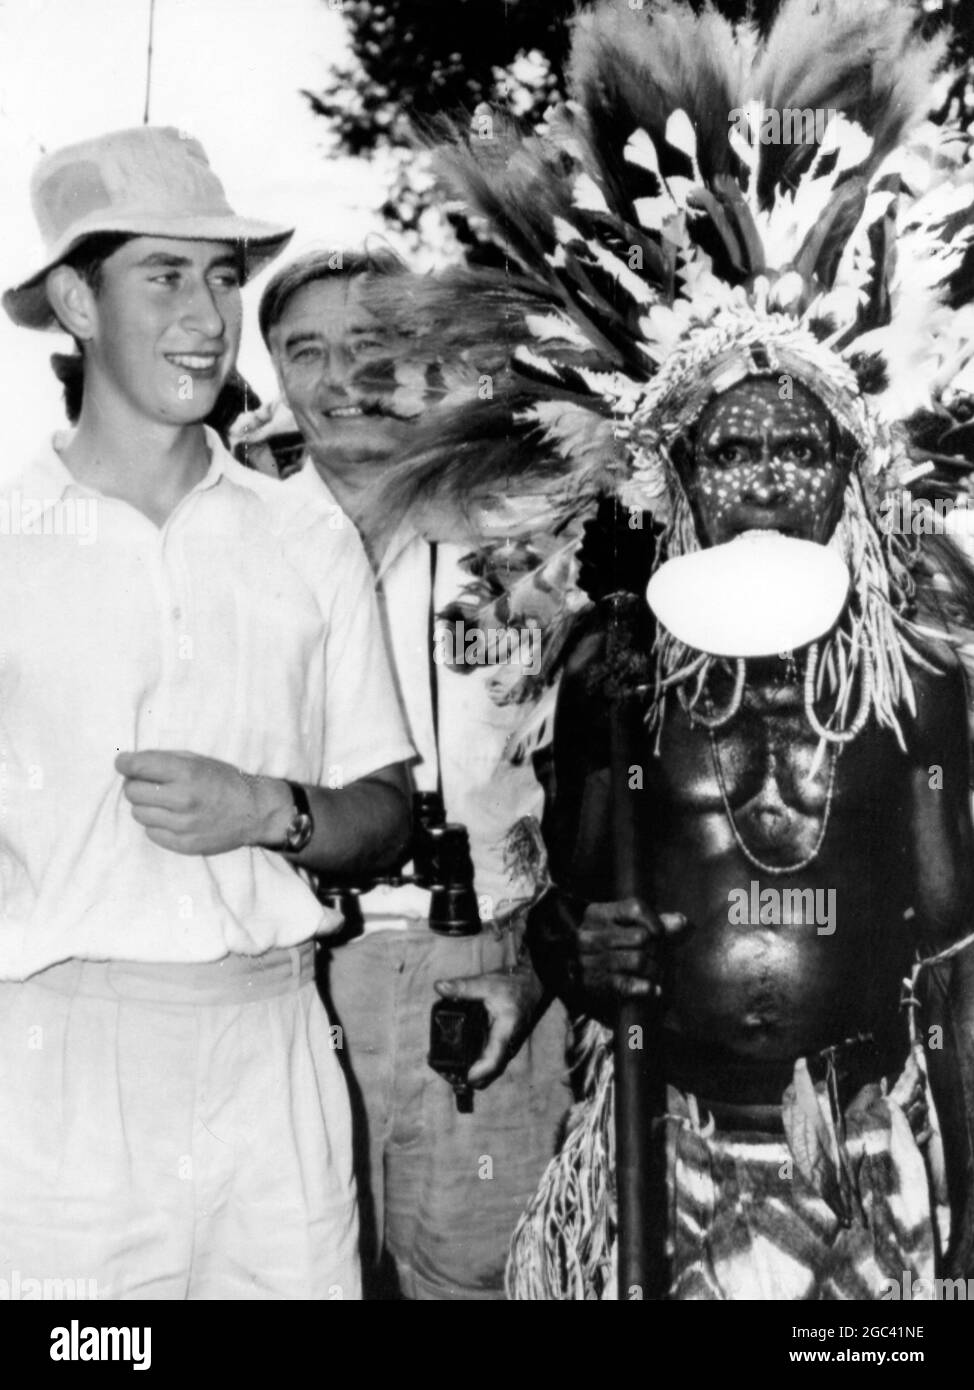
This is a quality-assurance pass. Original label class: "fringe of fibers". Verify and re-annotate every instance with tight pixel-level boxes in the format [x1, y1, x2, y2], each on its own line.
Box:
[506, 1020, 617, 1301]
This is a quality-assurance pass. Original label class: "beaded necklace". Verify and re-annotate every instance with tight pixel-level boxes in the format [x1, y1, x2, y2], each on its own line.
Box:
[679, 653, 849, 876]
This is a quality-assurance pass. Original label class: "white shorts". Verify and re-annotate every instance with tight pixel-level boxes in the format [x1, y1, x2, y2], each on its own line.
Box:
[0, 944, 360, 1300]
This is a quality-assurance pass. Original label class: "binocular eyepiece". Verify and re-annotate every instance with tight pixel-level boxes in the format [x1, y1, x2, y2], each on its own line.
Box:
[412, 792, 481, 937]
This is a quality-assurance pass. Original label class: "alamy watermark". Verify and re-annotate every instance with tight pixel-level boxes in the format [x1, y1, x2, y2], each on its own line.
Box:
[881, 1271, 974, 1300]
[50, 1319, 150, 1371]
[0, 493, 97, 545]
[433, 620, 542, 676]
[0, 1268, 98, 1299]
[728, 881, 836, 935]
[878, 490, 973, 537]
[728, 107, 837, 146]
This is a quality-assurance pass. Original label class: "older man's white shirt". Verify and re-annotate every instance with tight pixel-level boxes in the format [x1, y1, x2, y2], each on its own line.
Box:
[286, 459, 544, 930]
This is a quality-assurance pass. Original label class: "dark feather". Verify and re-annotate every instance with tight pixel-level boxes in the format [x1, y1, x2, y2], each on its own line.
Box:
[360, 267, 559, 367]
[362, 393, 598, 536]
[936, 196, 974, 311]
[570, 1, 744, 205]
[792, 177, 868, 291]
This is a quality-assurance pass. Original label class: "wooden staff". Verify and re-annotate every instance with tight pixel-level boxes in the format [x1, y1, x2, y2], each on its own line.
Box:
[604, 589, 669, 1301]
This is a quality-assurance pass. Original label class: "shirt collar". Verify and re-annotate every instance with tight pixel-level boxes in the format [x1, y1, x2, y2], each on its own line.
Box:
[375, 515, 419, 581]
[197, 425, 235, 490]
[291, 459, 418, 580]
[18, 424, 232, 508]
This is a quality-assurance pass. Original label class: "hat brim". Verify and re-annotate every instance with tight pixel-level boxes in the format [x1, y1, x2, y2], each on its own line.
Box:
[3, 213, 294, 330]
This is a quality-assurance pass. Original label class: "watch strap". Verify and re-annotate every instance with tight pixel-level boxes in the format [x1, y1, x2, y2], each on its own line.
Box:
[263, 780, 313, 853]
[286, 779, 312, 823]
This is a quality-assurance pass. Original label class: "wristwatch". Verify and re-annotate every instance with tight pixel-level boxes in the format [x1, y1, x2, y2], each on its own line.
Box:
[268, 780, 314, 854]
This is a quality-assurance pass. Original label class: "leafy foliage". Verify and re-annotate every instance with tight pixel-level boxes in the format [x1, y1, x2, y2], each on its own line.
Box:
[306, 0, 974, 248]
[305, 1, 573, 157]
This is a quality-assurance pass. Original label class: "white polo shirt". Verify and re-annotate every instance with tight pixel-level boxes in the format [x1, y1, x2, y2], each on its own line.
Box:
[0, 429, 413, 981]
[287, 461, 545, 931]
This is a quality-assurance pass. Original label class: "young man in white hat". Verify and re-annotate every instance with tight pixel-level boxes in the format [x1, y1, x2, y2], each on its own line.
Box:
[0, 126, 414, 1300]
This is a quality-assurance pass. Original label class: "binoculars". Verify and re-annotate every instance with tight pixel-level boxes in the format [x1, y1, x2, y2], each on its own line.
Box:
[316, 791, 481, 937]
[316, 792, 487, 1112]
[412, 795, 487, 1110]
[411, 792, 481, 937]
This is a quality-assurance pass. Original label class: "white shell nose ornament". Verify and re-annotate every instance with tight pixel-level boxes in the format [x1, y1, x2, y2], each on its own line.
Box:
[646, 531, 850, 658]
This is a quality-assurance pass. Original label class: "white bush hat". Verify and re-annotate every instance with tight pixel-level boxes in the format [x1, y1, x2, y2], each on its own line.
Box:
[3, 125, 294, 330]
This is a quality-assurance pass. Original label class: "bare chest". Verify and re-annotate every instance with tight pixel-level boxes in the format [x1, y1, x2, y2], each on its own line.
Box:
[651, 683, 903, 863]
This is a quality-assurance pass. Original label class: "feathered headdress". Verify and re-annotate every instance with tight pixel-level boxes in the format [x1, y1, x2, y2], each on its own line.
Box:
[366, 0, 974, 751]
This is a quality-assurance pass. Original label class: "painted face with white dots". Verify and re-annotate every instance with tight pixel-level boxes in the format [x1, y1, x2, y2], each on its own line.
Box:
[684, 378, 849, 547]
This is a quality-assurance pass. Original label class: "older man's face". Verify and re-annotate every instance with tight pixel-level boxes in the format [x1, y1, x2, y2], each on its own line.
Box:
[683, 378, 849, 546]
[269, 276, 414, 467]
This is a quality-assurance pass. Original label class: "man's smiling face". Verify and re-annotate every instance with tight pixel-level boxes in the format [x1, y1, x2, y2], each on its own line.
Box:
[683, 377, 850, 546]
[269, 276, 414, 466]
[83, 235, 242, 425]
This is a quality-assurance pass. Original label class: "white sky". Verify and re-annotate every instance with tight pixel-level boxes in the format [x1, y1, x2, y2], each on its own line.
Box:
[0, 0, 398, 477]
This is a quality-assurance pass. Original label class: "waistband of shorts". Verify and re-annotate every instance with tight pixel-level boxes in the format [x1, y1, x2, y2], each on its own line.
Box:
[327, 910, 499, 949]
[666, 1031, 908, 1129]
[25, 943, 317, 1005]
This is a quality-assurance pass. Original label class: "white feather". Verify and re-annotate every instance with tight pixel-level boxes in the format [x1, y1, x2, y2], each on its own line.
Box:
[573, 172, 610, 214]
[587, 243, 656, 306]
[525, 313, 595, 351]
[663, 176, 694, 213]
[808, 114, 873, 180]
[666, 110, 701, 182]
[633, 196, 668, 231]
[553, 215, 583, 247]
[512, 346, 565, 381]
[728, 101, 763, 179]
[624, 128, 661, 177]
